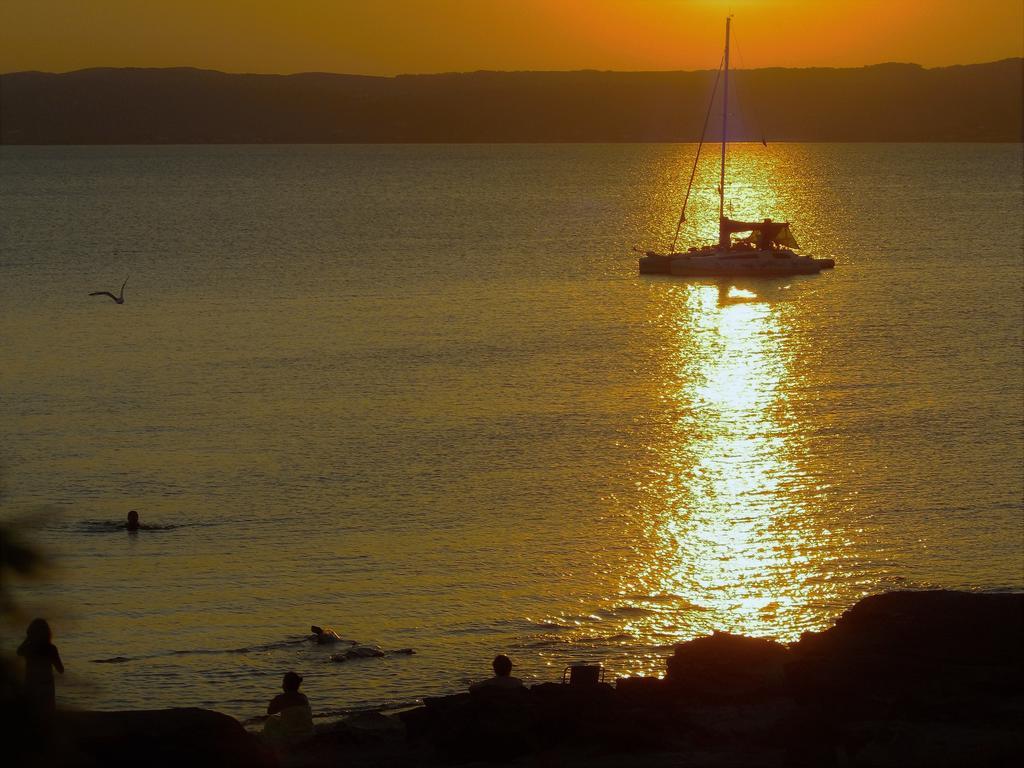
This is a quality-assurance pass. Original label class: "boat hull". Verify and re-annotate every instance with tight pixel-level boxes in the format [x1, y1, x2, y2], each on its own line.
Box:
[638, 254, 679, 274]
[639, 250, 834, 277]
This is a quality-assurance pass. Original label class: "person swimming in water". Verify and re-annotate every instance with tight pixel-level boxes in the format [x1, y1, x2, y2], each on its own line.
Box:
[126, 510, 140, 531]
[309, 625, 343, 644]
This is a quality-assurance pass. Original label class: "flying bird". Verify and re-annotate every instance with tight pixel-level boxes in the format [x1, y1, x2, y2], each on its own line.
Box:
[89, 277, 128, 304]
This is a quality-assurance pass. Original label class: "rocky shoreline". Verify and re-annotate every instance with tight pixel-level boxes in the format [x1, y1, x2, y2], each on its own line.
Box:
[14, 590, 1022, 767]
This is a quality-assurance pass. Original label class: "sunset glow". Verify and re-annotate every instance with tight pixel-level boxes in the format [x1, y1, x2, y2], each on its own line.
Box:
[1, 0, 1021, 75]
[1, 0, 1022, 755]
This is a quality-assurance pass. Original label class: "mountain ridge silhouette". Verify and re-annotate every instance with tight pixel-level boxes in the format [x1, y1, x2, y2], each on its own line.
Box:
[2, 59, 1020, 143]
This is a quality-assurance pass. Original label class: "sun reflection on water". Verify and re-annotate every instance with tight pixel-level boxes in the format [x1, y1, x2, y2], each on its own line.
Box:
[625, 145, 849, 652]
[664, 284, 813, 627]
[599, 279, 848, 680]
[538, 144, 853, 677]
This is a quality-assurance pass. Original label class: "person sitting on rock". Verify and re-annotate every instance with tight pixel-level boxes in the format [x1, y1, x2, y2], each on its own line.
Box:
[309, 625, 343, 644]
[469, 654, 524, 693]
[262, 671, 314, 745]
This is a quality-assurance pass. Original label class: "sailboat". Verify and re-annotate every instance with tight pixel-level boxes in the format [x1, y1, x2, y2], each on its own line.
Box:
[638, 18, 835, 277]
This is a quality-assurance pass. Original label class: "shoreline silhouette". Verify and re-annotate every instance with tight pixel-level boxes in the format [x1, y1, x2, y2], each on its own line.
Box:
[15, 590, 1022, 768]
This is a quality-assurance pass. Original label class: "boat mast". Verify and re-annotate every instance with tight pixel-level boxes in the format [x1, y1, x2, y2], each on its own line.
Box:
[718, 17, 731, 247]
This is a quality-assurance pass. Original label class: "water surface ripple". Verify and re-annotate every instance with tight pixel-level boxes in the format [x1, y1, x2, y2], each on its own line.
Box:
[1, 143, 1021, 718]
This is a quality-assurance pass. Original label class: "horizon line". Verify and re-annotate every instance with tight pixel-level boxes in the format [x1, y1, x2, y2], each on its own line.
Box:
[4, 57, 1022, 80]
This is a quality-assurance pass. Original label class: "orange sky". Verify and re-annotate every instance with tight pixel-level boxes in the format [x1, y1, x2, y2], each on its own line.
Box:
[1, 0, 1021, 75]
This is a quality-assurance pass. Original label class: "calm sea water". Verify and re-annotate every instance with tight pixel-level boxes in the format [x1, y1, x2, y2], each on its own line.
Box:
[1, 144, 1022, 721]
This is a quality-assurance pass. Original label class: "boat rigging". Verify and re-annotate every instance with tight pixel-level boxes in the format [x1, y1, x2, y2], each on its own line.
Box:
[639, 17, 835, 277]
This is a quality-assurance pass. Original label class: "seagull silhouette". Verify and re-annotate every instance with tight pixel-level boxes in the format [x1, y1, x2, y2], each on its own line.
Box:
[89, 277, 128, 304]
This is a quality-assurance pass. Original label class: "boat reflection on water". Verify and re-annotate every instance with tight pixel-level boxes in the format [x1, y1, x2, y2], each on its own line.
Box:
[606, 279, 850, 676]
[713, 279, 796, 306]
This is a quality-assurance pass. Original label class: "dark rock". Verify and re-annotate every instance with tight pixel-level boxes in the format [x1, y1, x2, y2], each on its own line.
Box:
[666, 631, 791, 701]
[789, 590, 1024, 722]
[431, 688, 537, 762]
[614, 676, 665, 698]
[794, 590, 1024, 665]
[46, 707, 277, 768]
[401, 683, 632, 762]
[614, 676, 675, 713]
[838, 719, 1024, 768]
[529, 682, 621, 750]
[279, 711, 413, 767]
[783, 590, 1024, 766]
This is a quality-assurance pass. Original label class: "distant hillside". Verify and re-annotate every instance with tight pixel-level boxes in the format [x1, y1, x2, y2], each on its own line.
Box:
[1, 60, 1021, 143]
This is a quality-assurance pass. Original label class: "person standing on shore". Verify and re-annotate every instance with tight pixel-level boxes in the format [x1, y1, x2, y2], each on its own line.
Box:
[17, 618, 65, 715]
